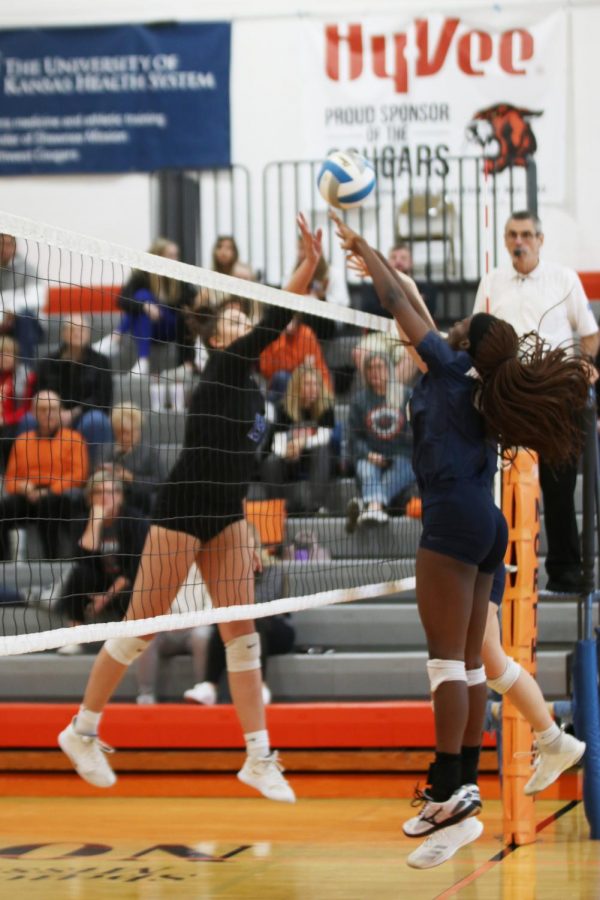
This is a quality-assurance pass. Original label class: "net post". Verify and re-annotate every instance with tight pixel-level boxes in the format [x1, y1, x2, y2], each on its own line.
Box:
[501, 450, 539, 846]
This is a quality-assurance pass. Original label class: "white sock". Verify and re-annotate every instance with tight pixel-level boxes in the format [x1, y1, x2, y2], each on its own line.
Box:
[245, 729, 270, 760]
[535, 722, 561, 749]
[74, 706, 102, 736]
[131, 357, 149, 375]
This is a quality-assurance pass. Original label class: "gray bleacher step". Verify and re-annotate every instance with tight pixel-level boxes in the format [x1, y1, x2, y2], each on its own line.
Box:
[285, 515, 568, 558]
[292, 600, 594, 650]
[269, 649, 570, 700]
[1, 561, 74, 592]
[0, 605, 56, 637]
[144, 410, 186, 444]
[0, 648, 570, 702]
[286, 518, 422, 560]
[281, 558, 415, 597]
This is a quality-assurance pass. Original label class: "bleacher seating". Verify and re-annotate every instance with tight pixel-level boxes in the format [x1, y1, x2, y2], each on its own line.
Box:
[0, 483, 593, 703]
[0, 310, 592, 707]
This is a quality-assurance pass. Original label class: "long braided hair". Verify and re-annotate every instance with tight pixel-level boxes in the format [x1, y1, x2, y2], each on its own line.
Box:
[468, 314, 590, 468]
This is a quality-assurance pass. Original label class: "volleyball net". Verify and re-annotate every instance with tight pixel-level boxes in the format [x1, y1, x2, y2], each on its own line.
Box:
[0, 210, 418, 656]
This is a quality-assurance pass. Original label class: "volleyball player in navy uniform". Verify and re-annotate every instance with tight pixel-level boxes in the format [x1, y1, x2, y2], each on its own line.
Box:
[347, 251, 588, 805]
[59, 214, 323, 802]
[332, 211, 588, 868]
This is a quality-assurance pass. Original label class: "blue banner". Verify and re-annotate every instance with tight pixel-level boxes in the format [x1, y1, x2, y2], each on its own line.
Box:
[0, 23, 231, 174]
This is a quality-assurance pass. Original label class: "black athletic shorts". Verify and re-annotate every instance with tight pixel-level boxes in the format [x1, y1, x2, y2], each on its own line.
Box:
[153, 480, 244, 544]
[420, 481, 508, 574]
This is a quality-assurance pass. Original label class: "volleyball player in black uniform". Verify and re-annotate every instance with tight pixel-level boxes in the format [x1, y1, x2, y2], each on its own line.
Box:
[59, 214, 323, 801]
[331, 210, 588, 868]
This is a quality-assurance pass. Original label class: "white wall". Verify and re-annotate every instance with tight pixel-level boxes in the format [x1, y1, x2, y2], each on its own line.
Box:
[0, 1, 598, 271]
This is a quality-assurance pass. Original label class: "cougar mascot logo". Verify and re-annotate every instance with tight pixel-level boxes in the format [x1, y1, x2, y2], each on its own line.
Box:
[467, 103, 543, 174]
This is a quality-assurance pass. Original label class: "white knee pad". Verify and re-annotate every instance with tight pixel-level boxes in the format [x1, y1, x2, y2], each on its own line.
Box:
[105, 636, 149, 666]
[225, 633, 261, 673]
[487, 658, 521, 694]
[466, 665, 487, 687]
[426, 659, 467, 694]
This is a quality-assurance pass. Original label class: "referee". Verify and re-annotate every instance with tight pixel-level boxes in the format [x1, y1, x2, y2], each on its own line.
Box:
[474, 210, 599, 593]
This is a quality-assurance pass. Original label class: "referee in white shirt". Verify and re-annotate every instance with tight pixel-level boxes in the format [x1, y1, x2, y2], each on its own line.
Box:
[474, 210, 599, 593]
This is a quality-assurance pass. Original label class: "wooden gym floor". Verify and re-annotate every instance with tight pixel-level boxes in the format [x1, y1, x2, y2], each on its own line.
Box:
[0, 795, 598, 899]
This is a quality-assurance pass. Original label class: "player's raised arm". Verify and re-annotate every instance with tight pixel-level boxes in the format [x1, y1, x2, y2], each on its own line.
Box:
[284, 213, 323, 296]
[330, 211, 432, 349]
[347, 249, 429, 374]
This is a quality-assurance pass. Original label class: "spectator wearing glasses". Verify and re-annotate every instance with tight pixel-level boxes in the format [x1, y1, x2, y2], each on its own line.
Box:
[473, 210, 599, 594]
[0, 233, 45, 363]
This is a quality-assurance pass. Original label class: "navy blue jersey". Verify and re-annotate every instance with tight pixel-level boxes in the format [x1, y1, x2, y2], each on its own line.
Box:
[410, 331, 497, 493]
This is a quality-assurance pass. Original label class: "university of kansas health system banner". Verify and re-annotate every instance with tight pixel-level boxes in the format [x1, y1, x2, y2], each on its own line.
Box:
[0, 22, 231, 174]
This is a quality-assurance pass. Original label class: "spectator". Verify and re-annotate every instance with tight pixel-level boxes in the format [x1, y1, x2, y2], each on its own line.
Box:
[184, 528, 293, 706]
[259, 315, 332, 401]
[354, 239, 437, 320]
[351, 331, 417, 400]
[107, 403, 168, 515]
[212, 235, 254, 280]
[55, 468, 149, 655]
[195, 237, 255, 319]
[135, 551, 212, 703]
[347, 352, 415, 527]
[348, 252, 419, 393]
[261, 364, 335, 513]
[0, 233, 44, 363]
[0, 335, 36, 469]
[474, 210, 599, 593]
[116, 238, 196, 375]
[388, 240, 437, 318]
[35, 313, 113, 468]
[0, 390, 88, 560]
[149, 360, 199, 411]
[135, 626, 212, 704]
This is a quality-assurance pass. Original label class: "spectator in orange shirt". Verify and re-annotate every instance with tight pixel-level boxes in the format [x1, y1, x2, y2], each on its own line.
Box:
[0, 390, 88, 560]
[259, 315, 332, 402]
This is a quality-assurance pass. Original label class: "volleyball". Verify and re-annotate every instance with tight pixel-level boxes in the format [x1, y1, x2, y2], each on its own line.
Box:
[317, 150, 376, 210]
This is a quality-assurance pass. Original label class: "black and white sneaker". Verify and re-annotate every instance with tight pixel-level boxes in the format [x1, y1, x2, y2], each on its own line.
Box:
[402, 783, 481, 838]
[406, 817, 484, 869]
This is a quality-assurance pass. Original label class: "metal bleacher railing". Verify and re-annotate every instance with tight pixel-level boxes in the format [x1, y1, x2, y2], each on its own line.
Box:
[153, 153, 538, 327]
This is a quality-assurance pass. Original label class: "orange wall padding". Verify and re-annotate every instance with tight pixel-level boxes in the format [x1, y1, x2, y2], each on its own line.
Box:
[43, 273, 600, 314]
[501, 451, 539, 846]
[46, 286, 121, 315]
[580, 272, 600, 301]
[0, 702, 496, 750]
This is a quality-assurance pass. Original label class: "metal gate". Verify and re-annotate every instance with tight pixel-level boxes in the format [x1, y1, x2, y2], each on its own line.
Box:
[262, 153, 538, 323]
[152, 165, 252, 271]
[154, 154, 537, 324]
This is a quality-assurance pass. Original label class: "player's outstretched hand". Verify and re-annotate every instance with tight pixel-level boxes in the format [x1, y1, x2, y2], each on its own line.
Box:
[297, 212, 322, 267]
[346, 253, 370, 279]
[329, 209, 361, 255]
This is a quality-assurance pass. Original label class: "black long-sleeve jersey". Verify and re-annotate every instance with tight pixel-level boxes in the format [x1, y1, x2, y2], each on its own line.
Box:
[153, 303, 293, 543]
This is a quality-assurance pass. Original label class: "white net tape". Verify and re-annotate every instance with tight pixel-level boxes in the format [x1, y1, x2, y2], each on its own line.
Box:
[0, 577, 415, 656]
[0, 210, 397, 336]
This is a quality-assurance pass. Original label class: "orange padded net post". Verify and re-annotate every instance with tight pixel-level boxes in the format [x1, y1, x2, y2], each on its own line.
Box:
[501, 450, 540, 845]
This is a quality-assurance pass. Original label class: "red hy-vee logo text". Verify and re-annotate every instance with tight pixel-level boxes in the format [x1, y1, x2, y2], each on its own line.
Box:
[325, 20, 534, 94]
